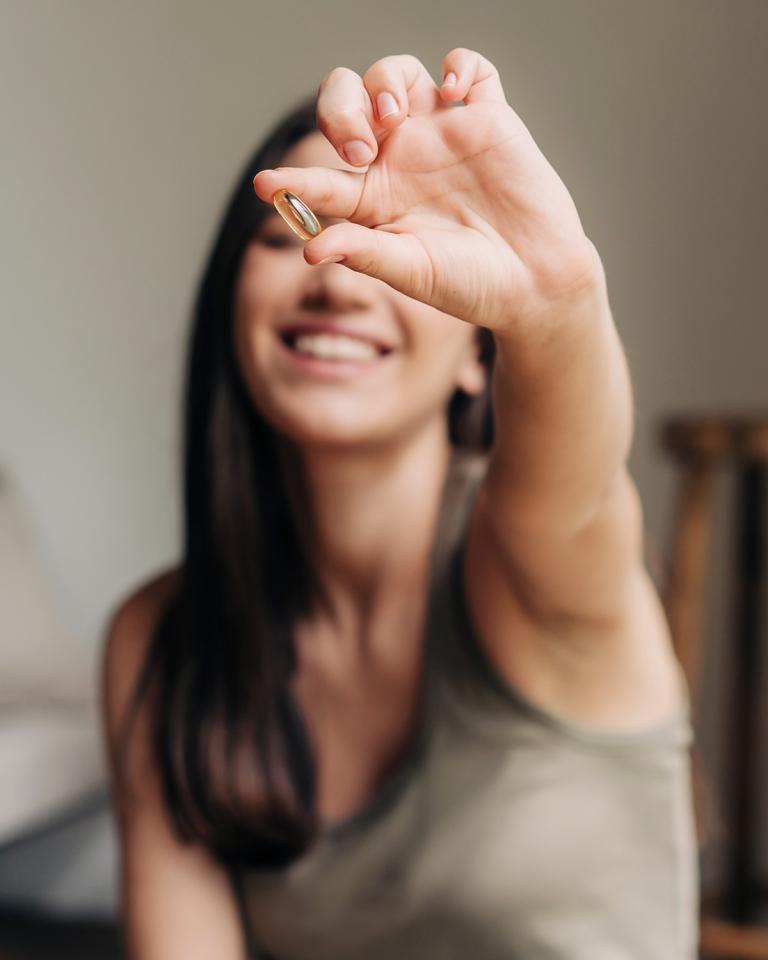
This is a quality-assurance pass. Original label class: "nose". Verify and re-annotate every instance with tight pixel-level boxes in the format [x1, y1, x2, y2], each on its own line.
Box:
[299, 258, 378, 315]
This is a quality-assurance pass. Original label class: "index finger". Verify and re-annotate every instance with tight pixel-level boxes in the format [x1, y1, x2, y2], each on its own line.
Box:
[252, 163, 365, 224]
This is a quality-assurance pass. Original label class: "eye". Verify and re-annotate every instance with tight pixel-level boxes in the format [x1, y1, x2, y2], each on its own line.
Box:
[258, 233, 300, 250]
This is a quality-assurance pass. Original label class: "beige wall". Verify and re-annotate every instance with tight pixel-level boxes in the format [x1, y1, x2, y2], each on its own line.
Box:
[2, 0, 766, 891]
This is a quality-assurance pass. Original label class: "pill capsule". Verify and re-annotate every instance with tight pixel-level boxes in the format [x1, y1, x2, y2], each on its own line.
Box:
[271, 189, 322, 241]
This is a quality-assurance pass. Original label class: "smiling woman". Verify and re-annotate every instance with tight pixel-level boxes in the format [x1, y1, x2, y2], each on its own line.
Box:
[232, 127, 489, 450]
[101, 47, 697, 960]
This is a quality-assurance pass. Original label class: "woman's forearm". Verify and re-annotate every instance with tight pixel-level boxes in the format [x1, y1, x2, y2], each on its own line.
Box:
[485, 247, 635, 535]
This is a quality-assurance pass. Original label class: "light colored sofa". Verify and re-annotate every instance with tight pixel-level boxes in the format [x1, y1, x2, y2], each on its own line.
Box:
[0, 466, 118, 917]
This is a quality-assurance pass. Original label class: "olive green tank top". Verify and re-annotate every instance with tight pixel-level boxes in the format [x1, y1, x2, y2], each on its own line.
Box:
[230, 450, 699, 959]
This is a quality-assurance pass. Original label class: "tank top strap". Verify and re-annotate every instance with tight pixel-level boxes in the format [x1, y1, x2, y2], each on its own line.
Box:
[424, 452, 695, 755]
[427, 448, 489, 588]
[421, 449, 489, 695]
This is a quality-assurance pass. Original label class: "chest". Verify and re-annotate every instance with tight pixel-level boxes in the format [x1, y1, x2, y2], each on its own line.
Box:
[290, 614, 429, 824]
[240, 724, 694, 960]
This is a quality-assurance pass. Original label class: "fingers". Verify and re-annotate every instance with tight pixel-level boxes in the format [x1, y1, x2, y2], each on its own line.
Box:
[316, 54, 443, 168]
[252, 164, 363, 223]
[315, 66, 380, 168]
[439, 48, 507, 106]
[303, 221, 434, 306]
[361, 54, 443, 122]
[251, 48, 508, 222]
[312, 50, 506, 171]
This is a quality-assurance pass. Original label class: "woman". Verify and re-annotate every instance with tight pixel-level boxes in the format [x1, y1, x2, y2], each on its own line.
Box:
[101, 49, 698, 959]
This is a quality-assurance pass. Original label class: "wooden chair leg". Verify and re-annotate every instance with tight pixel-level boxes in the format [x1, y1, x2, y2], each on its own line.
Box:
[700, 917, 768, 959]
[724, 460, 767, 922]
[662, 455, 718, 708]
[661, 417, 768, 956]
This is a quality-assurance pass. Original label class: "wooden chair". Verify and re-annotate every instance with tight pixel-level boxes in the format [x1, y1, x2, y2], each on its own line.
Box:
[660, 415, 768, 959]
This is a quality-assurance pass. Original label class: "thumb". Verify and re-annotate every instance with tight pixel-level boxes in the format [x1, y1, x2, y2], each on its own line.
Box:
[305, 222, 434, 305]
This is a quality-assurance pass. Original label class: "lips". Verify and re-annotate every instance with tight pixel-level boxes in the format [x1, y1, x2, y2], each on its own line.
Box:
[278, 320, 394, 355]
[275, 328, 395, 381]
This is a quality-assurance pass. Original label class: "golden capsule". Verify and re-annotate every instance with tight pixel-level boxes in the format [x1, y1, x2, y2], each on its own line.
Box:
[271, 189, 322, 241]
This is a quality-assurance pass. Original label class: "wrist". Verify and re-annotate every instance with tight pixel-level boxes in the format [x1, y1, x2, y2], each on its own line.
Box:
[495, 260, 610, 361]
[492, 237, 606, 342]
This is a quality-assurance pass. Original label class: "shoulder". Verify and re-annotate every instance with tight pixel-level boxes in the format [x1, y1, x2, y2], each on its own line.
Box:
[103, 567, 180, 678]
[460, 484, 686, 734]
[100, 566, 181, 790]
[106, 566, 180, 645]
[100, 569, 249, 955]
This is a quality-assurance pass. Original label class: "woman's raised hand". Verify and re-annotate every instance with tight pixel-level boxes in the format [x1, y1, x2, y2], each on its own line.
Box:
[253, 49, 601, 333]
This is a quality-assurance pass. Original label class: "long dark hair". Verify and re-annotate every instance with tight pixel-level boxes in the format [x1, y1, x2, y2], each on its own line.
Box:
[116, 93, 496, 870]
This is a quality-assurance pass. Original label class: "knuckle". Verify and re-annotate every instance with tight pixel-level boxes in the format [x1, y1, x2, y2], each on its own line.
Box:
[445, 46, 473, 60]
[336, 107, 368, 132]
[399, 53, 424, 71]
[380, 52, 420, 71]
[317, 104, 365, 139]
[320, 65, 358, 88]
[361, 62, 384, 87]
[445, 47, 500, 80]
[331, 103, 363, 120]
[363, 53, 421, 85]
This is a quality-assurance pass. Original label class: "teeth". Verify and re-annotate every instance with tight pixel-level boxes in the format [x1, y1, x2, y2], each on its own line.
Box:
[292, 333, 380, 361]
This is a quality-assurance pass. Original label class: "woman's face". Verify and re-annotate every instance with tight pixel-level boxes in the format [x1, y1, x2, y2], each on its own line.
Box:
[233, 131, 486, 451]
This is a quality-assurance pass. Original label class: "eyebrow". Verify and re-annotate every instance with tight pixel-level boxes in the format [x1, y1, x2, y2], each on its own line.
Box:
[257, 212, 294, 232]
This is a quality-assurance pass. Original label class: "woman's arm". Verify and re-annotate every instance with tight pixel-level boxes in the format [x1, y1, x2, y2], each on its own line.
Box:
[100, 576, 249, 960]
[460, 252, 683, 729]
[480, 243, 642, 627]
[252, 48, 675, 696]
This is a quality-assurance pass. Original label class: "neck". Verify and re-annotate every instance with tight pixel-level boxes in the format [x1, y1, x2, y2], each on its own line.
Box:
[278, 423, 455, 644]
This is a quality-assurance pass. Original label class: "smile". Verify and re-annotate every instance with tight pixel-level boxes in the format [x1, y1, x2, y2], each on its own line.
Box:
[276, 331, 395, 380]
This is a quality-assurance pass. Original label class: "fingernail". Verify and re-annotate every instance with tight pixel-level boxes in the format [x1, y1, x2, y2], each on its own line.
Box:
[343, 140, 373, 165]
[377, 91, 399, 120]
[317, 255, 346, 265]
[443, 71, 457, 87]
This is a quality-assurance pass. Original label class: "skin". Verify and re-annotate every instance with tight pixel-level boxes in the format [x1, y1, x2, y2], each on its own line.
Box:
[248, 47, 682, 733]
[235, 130, 487, 661]
[99, 50, 685, 958]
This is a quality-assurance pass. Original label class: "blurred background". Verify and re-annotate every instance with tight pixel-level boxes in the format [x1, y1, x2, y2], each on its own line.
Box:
[0, 1, 766, 957]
